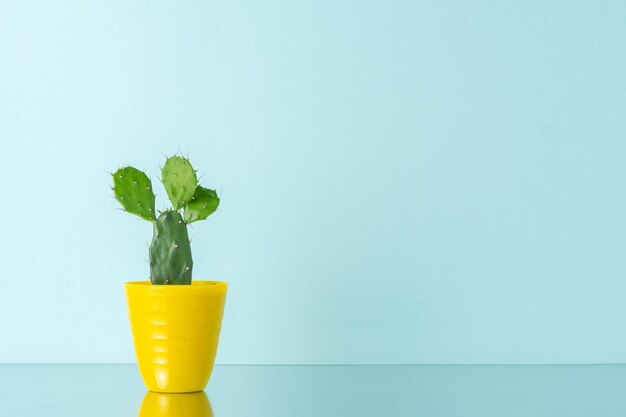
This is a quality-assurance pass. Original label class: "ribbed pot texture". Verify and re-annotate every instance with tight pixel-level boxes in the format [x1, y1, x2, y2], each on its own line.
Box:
[125, 281, 228, 393]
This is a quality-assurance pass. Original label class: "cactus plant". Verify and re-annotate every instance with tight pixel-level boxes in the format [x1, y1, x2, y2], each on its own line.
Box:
[112, 156, 220, 285]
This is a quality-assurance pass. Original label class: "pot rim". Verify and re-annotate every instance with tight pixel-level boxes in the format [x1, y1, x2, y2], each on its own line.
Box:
[125, 280, 228, 291]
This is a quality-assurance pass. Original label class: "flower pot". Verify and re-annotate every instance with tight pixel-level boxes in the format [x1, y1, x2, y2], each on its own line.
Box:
[125, 281, 228, 393]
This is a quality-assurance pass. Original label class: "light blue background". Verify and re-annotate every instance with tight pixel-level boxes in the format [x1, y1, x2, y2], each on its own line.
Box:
[2, 0, 626, 364]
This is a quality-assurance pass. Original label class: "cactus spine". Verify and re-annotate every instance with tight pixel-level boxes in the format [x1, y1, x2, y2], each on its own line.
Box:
[112, 156, 219, 285]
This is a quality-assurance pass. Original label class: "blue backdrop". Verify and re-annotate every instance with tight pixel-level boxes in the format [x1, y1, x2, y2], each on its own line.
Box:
[2, 0, 626, 364]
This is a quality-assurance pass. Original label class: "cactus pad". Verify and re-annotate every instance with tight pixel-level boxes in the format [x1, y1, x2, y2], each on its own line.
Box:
[112, 166, 156, 221]
[149, 210, 193, 284]
[162, 156, 197, 210]
[184, 186, 220, 223]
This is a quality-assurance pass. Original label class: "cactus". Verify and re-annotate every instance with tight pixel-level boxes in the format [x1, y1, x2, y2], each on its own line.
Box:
[150, 210, 193, 284]
[111, 155, 220, 285]
[185, 186, 220, 223]
[162, 156, 198, 210]
[112, 167, 156, 221]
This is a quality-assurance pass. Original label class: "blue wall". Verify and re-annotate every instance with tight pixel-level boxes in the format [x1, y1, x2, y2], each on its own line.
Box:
[2, 0, 626, 364]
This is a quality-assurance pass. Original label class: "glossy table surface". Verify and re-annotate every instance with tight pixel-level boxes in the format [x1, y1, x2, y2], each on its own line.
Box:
[1, 364, 626, 416]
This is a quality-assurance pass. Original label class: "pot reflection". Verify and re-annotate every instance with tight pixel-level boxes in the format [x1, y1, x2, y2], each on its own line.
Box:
[139, 391, 214, 417]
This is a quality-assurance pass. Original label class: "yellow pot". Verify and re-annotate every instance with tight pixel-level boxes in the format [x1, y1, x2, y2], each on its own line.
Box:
[125, 281, 228, 393]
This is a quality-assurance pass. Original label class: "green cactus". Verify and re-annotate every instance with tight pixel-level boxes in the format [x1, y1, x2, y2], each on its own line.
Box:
[184, 186, 220, 224]
[162, 156, 198, 210]
[150, 210, 193, 284]
[111, 155, 220, 285]
[112, 167, 156, 221]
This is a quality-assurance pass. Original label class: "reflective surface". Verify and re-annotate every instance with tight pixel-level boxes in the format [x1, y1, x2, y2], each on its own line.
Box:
[1, 364, 626, 416]
[139, 391, 213, 417]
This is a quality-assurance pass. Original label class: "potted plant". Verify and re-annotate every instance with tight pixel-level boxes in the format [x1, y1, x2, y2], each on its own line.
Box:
[112, 155, 227, 393]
